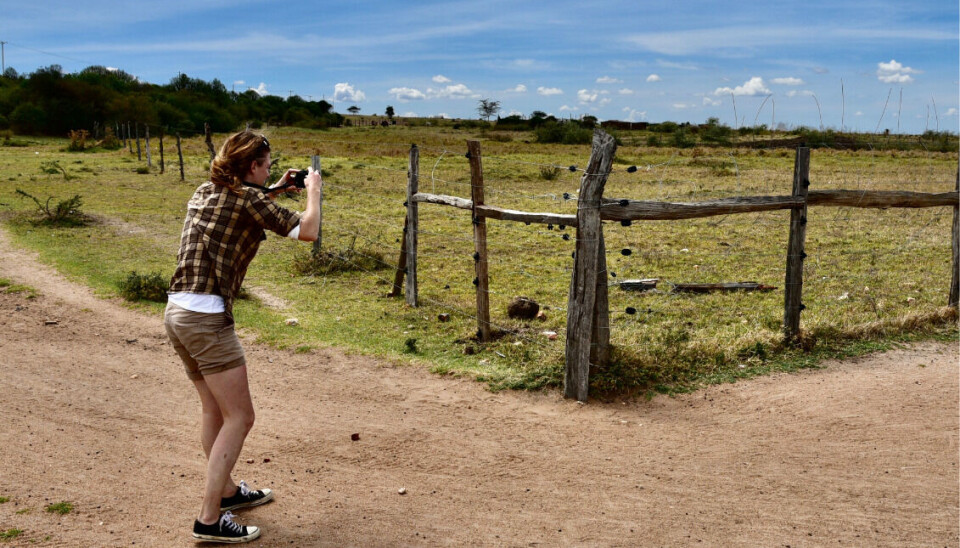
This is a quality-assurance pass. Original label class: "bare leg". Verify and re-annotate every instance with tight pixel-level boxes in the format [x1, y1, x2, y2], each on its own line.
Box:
[195, 365, 255, 525]
[192, 378, 238, 499]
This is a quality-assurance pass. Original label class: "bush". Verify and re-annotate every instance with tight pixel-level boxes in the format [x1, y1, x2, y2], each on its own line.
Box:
[98, 126, 121, 150]
[135, 165, 150, 174]
[534, 121, 592, 144]
[670, 127, 694, 148]
[291, 238, 389, 276]
[117, 271, 169, 302]
[539, 165, 562, 180]
[67, 129, 90, 151]
[15, 188, 89, 227]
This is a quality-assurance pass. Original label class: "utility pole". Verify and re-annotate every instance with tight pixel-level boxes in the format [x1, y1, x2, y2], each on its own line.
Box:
[1, 41, 6, 73]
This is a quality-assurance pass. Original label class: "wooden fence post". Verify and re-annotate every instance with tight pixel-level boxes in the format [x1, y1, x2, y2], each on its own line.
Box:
[405, 144, 419, 307]
[127, 122, 133, 153]
[135, 122, 141, 161]
[467, 140, 492, 341]
[145, 125, 152, 167]
[158, 128, 165, 174]
[310, 155, 324, 257]
[783, 147, 811, 342]
[950, 165, 959, 307]
[591, 229, 610, 367]
[204, 122, 216, 162]
[564, 130, 618, 401]
[389, 216, 408, 297]
[176, 133, 185, 182]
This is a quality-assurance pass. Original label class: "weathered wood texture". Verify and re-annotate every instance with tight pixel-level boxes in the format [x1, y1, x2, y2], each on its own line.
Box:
[145, 126, 151, 167]
[950, 167, 959, 307]
[601, 195, 805, 221]
[389, 217, 408, 297]
[672, 282, 777, 293]
[135, 122, 141, 161]
[176, 133, 184, 182]
[590, 228, 610, 367]
[564, 130, 617, 401]
[783, 147, 811, 341]
[411, 192, 578, 225]
[310, 156, 324, 256]
[204, 122, 215, 161]
[468, 141, 492, 341]
[405, 145, 419, 307]
[806, 190, 958, 208]
[158, 128, 164, 174]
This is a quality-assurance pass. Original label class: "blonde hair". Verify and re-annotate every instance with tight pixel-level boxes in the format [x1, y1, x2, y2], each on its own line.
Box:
[209, 131, 270, 191]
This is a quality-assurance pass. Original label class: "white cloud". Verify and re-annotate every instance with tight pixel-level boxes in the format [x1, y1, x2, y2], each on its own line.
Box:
[506, 84, 527, 93]
[646, 74, 662, 82]
[771, 77, 804, 85]
[432, 75, 451, 83]
[854, 111, 863, 116]
[334, 82, 366, 102]
[813, 66, 830, 74]
[507, 109, 523, 116]
[402, 111, 418, 117]
[946, 108, 958, 116]
[388, 87, 426, 101]
[714, 76, 770, 96]
[577, 89, 599, 103]
[703, 97, 721, 106]
[672, 103, 693, 109]
[426, 83, 478, 99]
[622, 108, 647, 122]
[106, 66, 118, 72]
[618, 88, 634, 95]
[596, 76, 622, 84]
[877, 59, 921, 83]
[599, 98, 611, 107]
[537, 86, 563, 96]
[558, 105, 578, 112]
[249, 82, 270, 96]
[786, 90, 816, 97]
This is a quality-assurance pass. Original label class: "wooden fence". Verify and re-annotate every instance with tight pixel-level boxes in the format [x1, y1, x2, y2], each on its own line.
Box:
[393, 130, 960, 401]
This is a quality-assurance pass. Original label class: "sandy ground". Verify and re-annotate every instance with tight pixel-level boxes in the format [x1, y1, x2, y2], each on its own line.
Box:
[0, 227, 957, 548]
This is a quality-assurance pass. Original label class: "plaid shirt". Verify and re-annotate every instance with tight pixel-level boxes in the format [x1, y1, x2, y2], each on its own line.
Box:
[168, 182, 301, 320]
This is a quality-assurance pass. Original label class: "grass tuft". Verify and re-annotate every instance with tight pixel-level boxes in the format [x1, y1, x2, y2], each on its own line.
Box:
[117, 271, 169, 302]
[44, 502, 72, 515]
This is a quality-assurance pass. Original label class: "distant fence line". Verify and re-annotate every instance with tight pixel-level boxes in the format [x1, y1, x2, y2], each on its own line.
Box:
[392, 130, 960, 401]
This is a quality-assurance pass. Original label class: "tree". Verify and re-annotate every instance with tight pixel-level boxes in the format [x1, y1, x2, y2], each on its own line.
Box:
[347, 105, 361, 115]
[385, 105, 395, 119]
[477, 98, 500, 121]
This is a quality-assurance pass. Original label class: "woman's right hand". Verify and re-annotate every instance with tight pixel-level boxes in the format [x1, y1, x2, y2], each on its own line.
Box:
[305, 167, 322, 194]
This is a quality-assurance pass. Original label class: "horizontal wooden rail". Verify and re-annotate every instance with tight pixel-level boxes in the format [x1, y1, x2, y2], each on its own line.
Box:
[414, 190, 959, 226]
[806, 190, 958, 208]
[412, 192, 578, 226]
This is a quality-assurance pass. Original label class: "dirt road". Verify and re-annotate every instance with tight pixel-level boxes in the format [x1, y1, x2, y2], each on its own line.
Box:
[0, 228, 957, 547]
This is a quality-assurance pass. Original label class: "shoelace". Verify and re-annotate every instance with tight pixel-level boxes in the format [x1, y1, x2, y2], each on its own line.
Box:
[219, 512, 244, 534]
[238, 480, 252, 497]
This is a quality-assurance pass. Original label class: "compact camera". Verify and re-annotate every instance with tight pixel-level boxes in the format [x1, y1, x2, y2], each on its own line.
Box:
[288, 169, 309, 189]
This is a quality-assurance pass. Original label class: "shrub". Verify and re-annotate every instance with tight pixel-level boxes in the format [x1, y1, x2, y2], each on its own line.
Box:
[135, 165, 150, 174]
[67, 129, 90, 151]
[539, 165, 562, 180]
[291, 238, 389, 276]
[98, 126, 121, 150]
[534, 121, 592, 144]
[117, 271, 169, 302]
[670, 127, 694, 148]
[15, 189, 89, 227]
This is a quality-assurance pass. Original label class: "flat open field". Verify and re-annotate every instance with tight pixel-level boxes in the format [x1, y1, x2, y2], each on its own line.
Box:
[0, 127, 955, 394]
[0, 227, 957, 546]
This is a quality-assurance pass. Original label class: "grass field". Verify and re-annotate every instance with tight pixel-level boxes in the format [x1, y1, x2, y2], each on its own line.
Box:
[0, 126, 955, 397]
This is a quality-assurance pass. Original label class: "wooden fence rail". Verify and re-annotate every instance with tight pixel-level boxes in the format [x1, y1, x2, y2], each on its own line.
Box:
[393, 130, 958, 401]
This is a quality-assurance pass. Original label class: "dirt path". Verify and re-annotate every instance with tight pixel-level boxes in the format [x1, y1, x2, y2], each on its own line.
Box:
[0, 228, 957, 547]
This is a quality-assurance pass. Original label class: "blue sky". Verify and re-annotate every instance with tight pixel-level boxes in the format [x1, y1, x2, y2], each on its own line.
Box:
[2, 0, 957, 133]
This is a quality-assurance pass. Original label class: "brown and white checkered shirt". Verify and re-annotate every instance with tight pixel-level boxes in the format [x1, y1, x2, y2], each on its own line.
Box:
[168, 182, 301, 319]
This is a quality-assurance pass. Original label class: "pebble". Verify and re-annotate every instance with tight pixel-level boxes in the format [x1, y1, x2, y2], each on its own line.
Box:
[398, 487, 407, 495]
[285, 318, 299, 326]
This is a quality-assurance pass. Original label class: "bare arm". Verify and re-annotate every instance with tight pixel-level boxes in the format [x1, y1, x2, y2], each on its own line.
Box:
[297, 167, 322, 242]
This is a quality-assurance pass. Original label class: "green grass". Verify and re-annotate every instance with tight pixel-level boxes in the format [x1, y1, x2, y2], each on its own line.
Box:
[0, 277, 38, 298]
[44, 502, 72, 515]
[0, 529, 22, 541]
[14, 508, 30, 515]
[0, 128, 955, 397]
[0, 496, 8, 504]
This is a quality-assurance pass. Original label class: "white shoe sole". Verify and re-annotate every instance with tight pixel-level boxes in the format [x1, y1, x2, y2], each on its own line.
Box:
[193, 525, 261, 543]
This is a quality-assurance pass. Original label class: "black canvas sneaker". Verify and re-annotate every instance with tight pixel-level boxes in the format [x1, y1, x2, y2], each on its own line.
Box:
[192, 511, 260, 543]
[220, 480, 274, 512]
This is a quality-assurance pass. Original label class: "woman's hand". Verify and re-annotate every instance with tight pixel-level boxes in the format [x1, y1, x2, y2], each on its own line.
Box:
[266, 168, 302, 199]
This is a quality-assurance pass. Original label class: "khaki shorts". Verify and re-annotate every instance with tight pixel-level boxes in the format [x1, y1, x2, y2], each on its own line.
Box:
[164, 302, 246, 380]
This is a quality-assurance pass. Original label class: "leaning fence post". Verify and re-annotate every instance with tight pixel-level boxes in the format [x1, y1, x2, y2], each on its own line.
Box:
[564, 129, 617, 402]
[467, 140, 492, 341]
[949, 165, 959, 307]
[389, 216, 409, 297]
[405, 144, 420, 307]
[145, 125, 152, 167]
[783, 147, 811, 342]
[204, 122, 216, 162]
[176, 133, 185, 182]
[310, 155, 324, 257]
[158, 127, 165, 174]
[135, 122, 141, 161]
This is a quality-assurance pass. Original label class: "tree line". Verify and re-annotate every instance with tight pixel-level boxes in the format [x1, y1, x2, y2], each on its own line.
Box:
[0, 65, 344, 136]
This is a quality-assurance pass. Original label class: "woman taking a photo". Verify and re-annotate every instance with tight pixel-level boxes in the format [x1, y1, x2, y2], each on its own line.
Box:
[164, 131, 321, 543]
